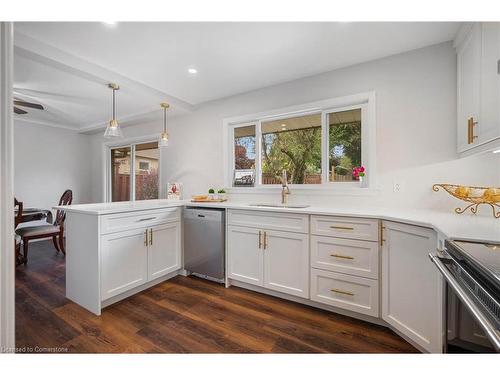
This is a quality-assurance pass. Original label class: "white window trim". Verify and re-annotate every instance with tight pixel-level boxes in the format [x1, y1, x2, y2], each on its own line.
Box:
[222, 91, 377, 192]
[102, 134, 163, 202]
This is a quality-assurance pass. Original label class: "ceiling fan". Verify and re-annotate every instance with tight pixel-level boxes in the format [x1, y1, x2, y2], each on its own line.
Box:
[13, 98, 44, 115]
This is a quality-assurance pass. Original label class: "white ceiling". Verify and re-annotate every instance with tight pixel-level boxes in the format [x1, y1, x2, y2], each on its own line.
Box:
[13, 22, 461, 132]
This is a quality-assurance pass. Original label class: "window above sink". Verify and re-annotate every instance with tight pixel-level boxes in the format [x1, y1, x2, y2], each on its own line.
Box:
[224, 92, 377, 191]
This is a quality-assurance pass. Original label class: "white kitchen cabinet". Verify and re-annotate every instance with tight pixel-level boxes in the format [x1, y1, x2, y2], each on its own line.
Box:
[456, 23, 482, 152]
[64, 206, 182, 315]
[101, 228, 149, 300]
[381, 221, 444, 353]
[479, 23, 500, 145]
[101, 221, 182, 301]
[456, 22, 500, 154]
[148, 222, 181, 281]
[227, 225, 263, 286]
[263, 230, 309, 298]
[227, 217, 309, 298]
[311, 268, 379, 317]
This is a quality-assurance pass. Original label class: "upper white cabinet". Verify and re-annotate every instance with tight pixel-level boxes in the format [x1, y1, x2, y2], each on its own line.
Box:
[456, 22, 500, 154]
[381, 221, 444, 353]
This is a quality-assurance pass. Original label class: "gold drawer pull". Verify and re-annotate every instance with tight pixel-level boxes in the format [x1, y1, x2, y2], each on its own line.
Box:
[330, 254, 354, 260]
[330, 225, 354, 230]
[258, 231, 262, 249]
[331, 288, 354, 296]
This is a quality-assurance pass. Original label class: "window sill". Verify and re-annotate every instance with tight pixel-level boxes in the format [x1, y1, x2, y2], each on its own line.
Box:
[227, 185, 381, 196]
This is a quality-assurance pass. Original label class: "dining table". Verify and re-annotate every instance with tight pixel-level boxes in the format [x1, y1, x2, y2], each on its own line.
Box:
[15, 207, 53, 224]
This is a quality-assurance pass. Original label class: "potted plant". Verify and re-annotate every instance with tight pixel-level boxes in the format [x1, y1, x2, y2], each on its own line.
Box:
[353, 166, 366, 187]
[218, 188, 227, 201]
[208, 188, 216, 200]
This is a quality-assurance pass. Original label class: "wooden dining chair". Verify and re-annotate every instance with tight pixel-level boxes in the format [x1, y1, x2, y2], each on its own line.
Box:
[14, 198, 23, 265]
[16, 189, 73, 264]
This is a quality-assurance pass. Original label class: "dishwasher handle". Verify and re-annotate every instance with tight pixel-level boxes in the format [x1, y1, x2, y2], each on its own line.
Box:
[429, 252, 500, 352]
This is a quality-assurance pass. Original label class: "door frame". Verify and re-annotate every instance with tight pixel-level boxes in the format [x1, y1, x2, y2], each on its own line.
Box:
[0, 22, 15, 351]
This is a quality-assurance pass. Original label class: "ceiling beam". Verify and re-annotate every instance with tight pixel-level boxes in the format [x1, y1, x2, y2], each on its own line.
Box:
[14, 32, 195, 114]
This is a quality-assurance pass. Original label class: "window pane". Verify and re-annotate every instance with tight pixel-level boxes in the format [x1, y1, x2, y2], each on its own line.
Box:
[135, 142, 159, 200]
[261, 113, 322, 184]
[328, 108, 362, 182]
[111, 146, 131, 202]
[234, 125, 256, 170]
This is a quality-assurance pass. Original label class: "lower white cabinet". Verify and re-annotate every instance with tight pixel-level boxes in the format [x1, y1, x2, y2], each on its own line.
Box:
[311, 268, 379, 317]
[227, 225, 309, 298]
[227, 226, 263, 286]
[263, 230, 309, 298]
[101, 221, 181, 301]
[381, 221, 444, 353]
[101, 228, 149, 300]
[148, 222, 181, 281]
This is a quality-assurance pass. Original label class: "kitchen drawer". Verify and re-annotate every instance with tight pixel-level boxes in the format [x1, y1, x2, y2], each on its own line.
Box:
[311, 215, 379, 241]
[101, 208, 181, 234]
[311, 235, 379, 279]
[310, 268, 379, 317]
[228, 209, 308, 233]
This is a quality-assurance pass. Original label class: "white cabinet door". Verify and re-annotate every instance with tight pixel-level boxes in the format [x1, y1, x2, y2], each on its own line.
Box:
[101, 228, 148, 300]
[227, 225, 263, 286]
[148, 222, 181, 281]
[457, 23, 482, 152]
[381, 221, 444, 353]
[479, 22, 500, 145]
[263, 230, 309, 298]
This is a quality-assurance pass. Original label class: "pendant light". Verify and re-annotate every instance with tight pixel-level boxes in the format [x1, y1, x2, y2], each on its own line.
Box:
[159, 102, 170, 147]
[104, 83, 123, 138]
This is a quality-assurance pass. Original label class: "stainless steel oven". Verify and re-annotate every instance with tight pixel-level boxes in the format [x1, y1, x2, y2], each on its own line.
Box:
[430, 240, 500, 352]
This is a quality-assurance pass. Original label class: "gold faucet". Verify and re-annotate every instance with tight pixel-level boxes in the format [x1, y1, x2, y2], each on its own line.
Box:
[281, 170, 290, 205]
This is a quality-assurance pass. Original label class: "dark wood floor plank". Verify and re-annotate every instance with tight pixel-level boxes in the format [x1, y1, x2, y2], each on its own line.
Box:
[15, 240, 418, 353]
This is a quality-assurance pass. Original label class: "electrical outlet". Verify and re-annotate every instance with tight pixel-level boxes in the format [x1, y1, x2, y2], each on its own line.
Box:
[393, 181, 404, 193]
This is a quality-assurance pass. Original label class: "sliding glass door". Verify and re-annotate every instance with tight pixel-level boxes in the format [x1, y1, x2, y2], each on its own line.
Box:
[109, 141, 159, 202]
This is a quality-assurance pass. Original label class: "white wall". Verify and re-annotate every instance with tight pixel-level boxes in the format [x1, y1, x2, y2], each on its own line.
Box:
[14, 120, 93, 213]
[90, 42, 500, 216]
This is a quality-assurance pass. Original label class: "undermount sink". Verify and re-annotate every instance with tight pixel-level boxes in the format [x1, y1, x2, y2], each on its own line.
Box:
[249, 203, 310, 209]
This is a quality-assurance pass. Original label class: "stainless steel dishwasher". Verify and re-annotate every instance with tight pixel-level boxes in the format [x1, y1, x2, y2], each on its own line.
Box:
[183, 207, 225, 283]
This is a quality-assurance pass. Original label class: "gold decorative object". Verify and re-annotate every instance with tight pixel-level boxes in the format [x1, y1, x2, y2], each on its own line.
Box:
[432, 184, 500, 218]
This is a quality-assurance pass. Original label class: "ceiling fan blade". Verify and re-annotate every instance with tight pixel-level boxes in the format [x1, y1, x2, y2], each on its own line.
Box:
[13, 100, 44, 110]
[13, 106, 28, 115]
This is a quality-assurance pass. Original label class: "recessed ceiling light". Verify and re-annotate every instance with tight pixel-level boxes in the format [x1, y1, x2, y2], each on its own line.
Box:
[281, 124, 286, 127]
[188, 68, 198, 74]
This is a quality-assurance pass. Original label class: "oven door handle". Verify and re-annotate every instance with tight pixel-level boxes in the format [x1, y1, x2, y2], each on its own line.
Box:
[429, 252, 500, 352]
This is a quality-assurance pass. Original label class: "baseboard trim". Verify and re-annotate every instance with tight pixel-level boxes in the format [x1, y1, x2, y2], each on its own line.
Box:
[228, 278, 387, 327]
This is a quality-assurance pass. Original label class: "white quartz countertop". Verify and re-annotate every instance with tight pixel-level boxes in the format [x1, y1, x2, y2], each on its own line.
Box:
[55, 199, 500, 243]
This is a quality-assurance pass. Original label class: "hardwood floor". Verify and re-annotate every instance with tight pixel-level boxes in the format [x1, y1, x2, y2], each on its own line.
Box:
[15, 240, 418, 353]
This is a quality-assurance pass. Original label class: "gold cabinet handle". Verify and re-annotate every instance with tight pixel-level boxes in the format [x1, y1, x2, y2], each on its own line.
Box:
[331, 288, 354, 296]
[144, 229, 148, 247]
[380, 222, 385, 247]
[263, 231, 268, 250]
[330, 254, 354, 260]
[468, 117, 478, 144]
[258, 231, 262, 249]
[329, 225, 354, 230]
[149, 228, 153, 246]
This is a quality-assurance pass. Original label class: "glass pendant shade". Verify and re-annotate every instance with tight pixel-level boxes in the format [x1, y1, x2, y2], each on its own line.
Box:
[159, 131, 169, 147]
[159, 102, 170, 147]
[104, 83, 122, 139]
[104, 119, 123, 138]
